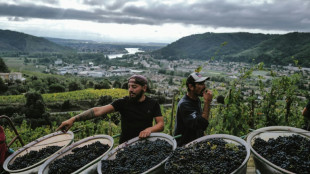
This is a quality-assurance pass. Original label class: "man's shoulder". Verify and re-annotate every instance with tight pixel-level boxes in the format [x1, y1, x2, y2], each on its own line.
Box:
[112, 96, 129, 104]
[145, 96, 159, 104]
[307, 100, 310, 109]
[179, 95, 192, 103]
[178, 96, 194, 107]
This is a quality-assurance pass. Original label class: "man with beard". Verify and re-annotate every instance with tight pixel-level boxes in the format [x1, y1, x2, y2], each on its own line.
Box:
[56, 75, 164, 143]
[174, 72, 213, 146]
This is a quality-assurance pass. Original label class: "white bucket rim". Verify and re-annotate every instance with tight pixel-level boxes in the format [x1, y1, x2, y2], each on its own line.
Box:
[3, 131, 74, 173]
[97, 132, 177, 174]
[38, 134, 114, 174]
[166, 134, 251, 174]
[246, 126, 310, 174]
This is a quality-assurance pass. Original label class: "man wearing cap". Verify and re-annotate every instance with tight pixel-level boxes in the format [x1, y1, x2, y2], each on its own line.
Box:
[174, 72, 213, 146]
[57, 75, 164, 143]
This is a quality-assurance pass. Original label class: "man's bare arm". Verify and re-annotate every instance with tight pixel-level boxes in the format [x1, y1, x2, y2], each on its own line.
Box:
[139, 116, 164, 138]
[202, 90, 213, 120]
[56, 105, 115, 132]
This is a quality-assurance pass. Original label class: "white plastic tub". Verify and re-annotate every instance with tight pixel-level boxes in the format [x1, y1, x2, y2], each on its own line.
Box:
[246, 126, 310, 174]
[166, 134, 251, 174]
[3, 131, 74, 174]
[39, 134, 113, 174]
[97, 133, 177, 174]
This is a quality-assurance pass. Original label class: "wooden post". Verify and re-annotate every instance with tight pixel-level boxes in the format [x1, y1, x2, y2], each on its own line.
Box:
[169, 93, 177, 135]
[109, 115, 112, 136]
[249, 90, 255, 128]
[285, 97, 292, 124]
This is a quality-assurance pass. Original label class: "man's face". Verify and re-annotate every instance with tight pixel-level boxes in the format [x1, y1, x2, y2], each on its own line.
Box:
[193, 81, 206, 97]
[128, 81, 145, 101]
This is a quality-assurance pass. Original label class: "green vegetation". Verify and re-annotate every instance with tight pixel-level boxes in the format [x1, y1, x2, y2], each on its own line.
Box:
[154, 32, 272, 60]
[236, 32, 310, 67]
[2, 66, 308, 151]
[0, 30, 309, 155]
[0, 88, 127, 104]
[0, 29, 74, 53]
[153, 32, 310, 67]
[2, 57, 46, 72]
[0, 57, 9, 72]
[0, 61, 130, 97]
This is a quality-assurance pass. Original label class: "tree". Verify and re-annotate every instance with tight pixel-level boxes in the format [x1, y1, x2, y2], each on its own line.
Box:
[0, 57, 9, 73]
[69, 81, 82, 91]
[121, 82, 128, 89]
[112, 80, 122, 88]
[0, 78, 8, 94]
[46, 77, 59, 86]
[29, 80, 47, 93]
[87, 81, 94, 88]
[94, 81, 111, 89]
[168, 77, 174, 85]
[96, 95, 113, 106]
[24, 92, 46, 119]
[49, 84, 66, 93]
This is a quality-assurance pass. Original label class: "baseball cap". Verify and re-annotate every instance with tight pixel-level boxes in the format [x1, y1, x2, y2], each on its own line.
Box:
[188, 72, 210, 83]
[128, 75, 148, 86]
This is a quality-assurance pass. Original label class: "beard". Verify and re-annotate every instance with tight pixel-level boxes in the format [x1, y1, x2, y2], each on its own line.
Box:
[129, 90, 144, 102]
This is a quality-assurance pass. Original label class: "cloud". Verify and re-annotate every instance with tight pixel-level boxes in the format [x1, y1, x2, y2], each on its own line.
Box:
[82, 0, 131, 10]
[0, 0, 310, 32]
[7, 16, 28, 21]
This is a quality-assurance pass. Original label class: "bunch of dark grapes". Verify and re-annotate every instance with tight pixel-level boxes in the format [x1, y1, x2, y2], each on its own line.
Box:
[48, 141, 110, 174]
[101, 139, 172, 174]
[8, 146, 62, 170]
[253, 134, 310, 174]
[165, 138, 247, 174]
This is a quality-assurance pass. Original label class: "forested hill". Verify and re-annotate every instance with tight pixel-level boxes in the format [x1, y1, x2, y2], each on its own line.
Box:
[235, 32, 310, 67]
[153, 32, 310, 67]
[0, 29, 74, 53]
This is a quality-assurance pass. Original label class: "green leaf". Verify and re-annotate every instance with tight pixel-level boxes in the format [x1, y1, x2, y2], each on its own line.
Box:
[195, 66, 202, 73]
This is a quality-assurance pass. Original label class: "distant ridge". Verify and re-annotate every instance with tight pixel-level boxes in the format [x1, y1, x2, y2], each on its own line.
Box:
[153, 32, 310, 67]
[45, 37, 168, 47]
[0, 29, 74, 53]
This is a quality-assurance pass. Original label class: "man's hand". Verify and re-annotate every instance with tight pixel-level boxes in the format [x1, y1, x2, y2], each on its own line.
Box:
[139, 127, 152, 138]
[203, 90, 213, 103]
[56, 117, 75, 132]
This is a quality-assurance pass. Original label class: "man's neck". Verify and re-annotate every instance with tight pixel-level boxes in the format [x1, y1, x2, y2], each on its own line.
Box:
[138, 95, 146, 102]
[187, 92, 198, 100]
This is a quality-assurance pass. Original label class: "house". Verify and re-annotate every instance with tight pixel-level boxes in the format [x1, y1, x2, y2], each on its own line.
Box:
[55, 59, 63, 65]
[88, 71, 103, 77]
[0, 72, 23, 81]
[78, 71, 88, 76]
[0, 73, 9, 81]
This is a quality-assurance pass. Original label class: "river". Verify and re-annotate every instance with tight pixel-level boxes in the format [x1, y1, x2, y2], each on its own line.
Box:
[108, 48, 144, 59]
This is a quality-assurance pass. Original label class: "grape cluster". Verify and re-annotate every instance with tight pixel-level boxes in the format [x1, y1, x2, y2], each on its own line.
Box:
[165, 138, 247, 174]
[48, 141, 110, 174]
[253, 134, 310, 174]
[8, 146, 62, 170]
[101, 139, 173, 174]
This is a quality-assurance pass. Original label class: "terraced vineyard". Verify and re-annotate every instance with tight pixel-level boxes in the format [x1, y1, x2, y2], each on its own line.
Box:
[0, 88, 127, 104]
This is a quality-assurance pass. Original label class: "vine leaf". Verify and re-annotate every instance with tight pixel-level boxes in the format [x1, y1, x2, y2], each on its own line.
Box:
[195, 66, 202, 73]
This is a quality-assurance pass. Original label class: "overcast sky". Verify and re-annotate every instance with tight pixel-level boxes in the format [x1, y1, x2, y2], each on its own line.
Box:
[0, 0, 309, 43]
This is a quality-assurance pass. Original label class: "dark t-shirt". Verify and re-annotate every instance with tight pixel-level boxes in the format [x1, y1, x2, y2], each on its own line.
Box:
[111, 96, 162, 143]
[173, 95, 209, 146]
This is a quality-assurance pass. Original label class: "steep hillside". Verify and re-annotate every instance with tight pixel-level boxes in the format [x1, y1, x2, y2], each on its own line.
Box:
[154, 32, 273, 60]
[232, 32, 310, 66]
[0, 29, 74, 53]
[153, 32, 310, 67]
